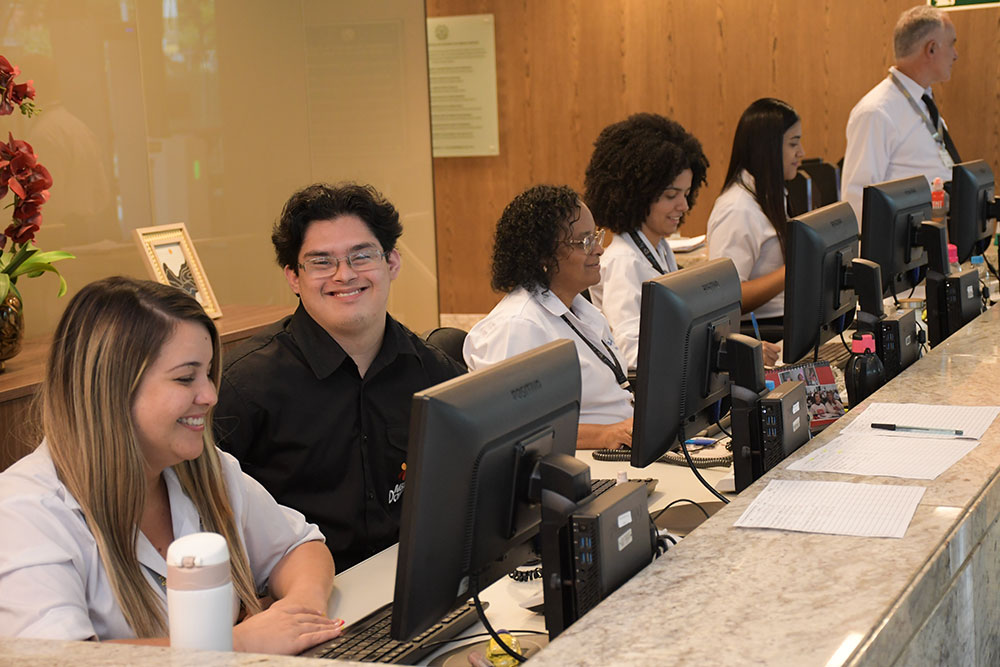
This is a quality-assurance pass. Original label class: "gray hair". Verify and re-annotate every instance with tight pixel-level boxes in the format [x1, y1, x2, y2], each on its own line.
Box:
[893, 6, 945, 59]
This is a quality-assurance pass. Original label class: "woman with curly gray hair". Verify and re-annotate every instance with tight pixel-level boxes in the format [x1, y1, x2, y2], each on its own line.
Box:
[463, 185, 633, 450]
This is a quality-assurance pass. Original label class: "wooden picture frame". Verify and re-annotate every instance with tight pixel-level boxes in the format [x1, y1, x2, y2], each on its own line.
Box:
[133, 223, 222, 319]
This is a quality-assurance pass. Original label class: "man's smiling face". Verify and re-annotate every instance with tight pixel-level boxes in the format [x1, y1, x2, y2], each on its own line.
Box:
[284, 215, 400, 342]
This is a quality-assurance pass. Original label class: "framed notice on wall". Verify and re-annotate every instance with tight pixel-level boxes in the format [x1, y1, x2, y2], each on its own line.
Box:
[929, 0, 1000, 8]
[426, 14, 500, 157]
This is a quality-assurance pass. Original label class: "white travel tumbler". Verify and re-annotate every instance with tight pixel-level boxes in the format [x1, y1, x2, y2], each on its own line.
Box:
[166, 532, 236, 651]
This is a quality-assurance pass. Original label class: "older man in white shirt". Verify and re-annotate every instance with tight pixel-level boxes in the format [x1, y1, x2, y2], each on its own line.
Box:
[841, 5, 960, 224]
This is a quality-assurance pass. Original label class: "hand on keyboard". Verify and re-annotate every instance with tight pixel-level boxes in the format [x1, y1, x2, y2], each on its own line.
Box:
[233, 598, 345, 655]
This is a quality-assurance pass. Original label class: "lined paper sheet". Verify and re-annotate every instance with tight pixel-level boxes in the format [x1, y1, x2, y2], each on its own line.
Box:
[787, 434, 979, 480]
[733, 480, 925, 538]
[842, 403, 1000, 440]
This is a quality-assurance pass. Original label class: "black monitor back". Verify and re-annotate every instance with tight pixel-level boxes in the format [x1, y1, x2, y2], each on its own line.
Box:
[631, 258, 742, 467]
[949, 160, 996, 263]
[860, 176, 932, 295]
[783, 202, 859, 363]
[391, 340, 581, 641]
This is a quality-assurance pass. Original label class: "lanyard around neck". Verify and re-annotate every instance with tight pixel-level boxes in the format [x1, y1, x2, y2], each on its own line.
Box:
[560, 313, 629, 387]
[889, 72, 949, 153]
[627, 230, 666, 274]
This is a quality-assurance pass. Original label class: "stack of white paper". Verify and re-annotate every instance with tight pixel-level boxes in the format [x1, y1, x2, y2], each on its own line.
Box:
[733, 403, 999, 538]
[734, 480, 925, 538]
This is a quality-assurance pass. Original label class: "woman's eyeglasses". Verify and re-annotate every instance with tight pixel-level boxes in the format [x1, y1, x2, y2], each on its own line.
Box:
[564, 228, 606, 255]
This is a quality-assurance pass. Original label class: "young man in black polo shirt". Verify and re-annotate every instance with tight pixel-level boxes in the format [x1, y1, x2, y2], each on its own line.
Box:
[214, 183, 464, 571]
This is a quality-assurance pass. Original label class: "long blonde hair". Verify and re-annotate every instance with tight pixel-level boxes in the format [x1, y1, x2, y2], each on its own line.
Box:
[42, 276, 262, 637]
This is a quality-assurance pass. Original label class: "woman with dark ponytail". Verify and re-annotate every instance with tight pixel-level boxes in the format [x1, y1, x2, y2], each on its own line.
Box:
[707, 98, 804, 351]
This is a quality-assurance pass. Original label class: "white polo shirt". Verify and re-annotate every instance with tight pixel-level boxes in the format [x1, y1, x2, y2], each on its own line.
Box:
[841, 66, 953, 224]
[590, 230, 678, 370]
[706, 171, 785, 319]
[0, 443, 323, 640]
[463, 287, 633, 424]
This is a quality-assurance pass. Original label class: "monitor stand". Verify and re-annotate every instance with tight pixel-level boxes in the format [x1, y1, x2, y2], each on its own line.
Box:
[429, 635, 548, 666]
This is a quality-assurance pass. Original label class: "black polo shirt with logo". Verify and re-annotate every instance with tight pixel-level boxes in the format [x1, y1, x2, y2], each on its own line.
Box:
[214, 304, 464, 570]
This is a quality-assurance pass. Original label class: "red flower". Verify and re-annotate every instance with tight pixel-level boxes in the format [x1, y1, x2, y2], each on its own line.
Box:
[0, 55, 15, 80]
[4, 220, 39, 245]
[0, 133, 39, 200]
[0, 56, 54, 252]
[0, 55, 24, 116]
[11, 80, 34, 105]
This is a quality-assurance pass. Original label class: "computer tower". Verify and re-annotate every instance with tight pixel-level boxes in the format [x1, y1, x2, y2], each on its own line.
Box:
[542, 481, 651, 638]
[734, 380, 810, 493]
[568, 481, 651, 617]
[875, 308, 920, 380]
[926, 268, 982, 347]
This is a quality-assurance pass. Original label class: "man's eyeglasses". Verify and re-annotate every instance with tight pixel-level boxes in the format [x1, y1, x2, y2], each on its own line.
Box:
[298, 246, 387, 278]
[564, 228, 605, 255]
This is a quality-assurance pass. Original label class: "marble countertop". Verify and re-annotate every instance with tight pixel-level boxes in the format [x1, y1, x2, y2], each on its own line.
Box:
[0, 638, 369, 666]
[528, 306, 1000, 666]
[4, 308, 997, 666]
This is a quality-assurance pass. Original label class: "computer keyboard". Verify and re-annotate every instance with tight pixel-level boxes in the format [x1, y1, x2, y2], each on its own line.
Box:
[817, 336, 854, 370]
[301, 599, 480, 663]
[591, 477, 658, 497]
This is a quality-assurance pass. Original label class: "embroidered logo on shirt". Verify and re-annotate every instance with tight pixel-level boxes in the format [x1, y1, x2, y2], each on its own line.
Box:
[388, 462, 406, 505]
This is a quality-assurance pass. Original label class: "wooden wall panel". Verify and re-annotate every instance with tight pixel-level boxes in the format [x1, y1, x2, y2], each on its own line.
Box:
[428, 0, 1000, 314]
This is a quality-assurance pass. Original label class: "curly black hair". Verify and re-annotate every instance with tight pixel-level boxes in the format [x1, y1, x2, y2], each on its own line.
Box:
[584, 113, 709, 234]
[271, 182, 402, 271]
[491, 185, 581, 293]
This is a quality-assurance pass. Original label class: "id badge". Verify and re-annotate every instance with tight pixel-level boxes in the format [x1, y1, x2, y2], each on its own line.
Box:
[938, 143, 954, 170]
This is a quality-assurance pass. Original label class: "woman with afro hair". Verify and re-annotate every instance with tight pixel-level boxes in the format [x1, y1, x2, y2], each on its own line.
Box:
[707, 98, 805, 356]
[584, 113, 709, 370]
[464, 185, 634, 450]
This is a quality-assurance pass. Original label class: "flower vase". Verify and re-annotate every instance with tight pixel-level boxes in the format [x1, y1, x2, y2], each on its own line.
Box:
[0, 291, 25, 372]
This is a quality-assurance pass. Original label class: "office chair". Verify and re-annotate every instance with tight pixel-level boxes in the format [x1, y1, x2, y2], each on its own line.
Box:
[421, 326, 468, 369]
[787, 170, 813, 217]
[800, 158, 840, 208]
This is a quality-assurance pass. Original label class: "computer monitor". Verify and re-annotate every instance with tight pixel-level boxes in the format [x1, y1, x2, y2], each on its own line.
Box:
[782, 202, 867, 364]
[391, 340, 582, 641]
[949, 160, 997, 264]
[861, 176, 947, 295]
[631, 258, 763, 468]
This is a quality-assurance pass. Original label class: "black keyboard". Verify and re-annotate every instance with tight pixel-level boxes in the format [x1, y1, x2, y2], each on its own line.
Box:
[591, 477, 657, 497]
[301, 599, 480, 663]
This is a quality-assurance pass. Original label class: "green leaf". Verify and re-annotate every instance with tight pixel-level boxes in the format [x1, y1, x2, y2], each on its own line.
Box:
[24, 250, 74, 264]
[8, 251, 74, 279]
[12, 262, 69, 297]
[0, 272, 8, 303]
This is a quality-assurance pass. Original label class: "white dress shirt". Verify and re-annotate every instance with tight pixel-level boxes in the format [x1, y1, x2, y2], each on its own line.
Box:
[590, 230, 678, 370]
[841, 66, 953, 223]
[463, 287, 633, 424]
[706, 171, 785, 320]
[0, 443, 323, 640]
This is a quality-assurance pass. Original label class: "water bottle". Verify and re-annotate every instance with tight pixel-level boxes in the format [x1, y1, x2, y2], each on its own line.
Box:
[166, 532, 236, 651]
[969, 254, 995, 303]
[947, 243, 961, 276]
[845, 332, 885, 407]
[970, 254, 988, 281]
[931, 177, 946, 222]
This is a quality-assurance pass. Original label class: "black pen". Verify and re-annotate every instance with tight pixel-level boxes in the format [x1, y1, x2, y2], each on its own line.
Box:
[871, 422, 963, 436]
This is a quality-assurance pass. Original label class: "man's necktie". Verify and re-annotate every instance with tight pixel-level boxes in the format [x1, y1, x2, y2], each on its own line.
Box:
[922, 93, 961, 163]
